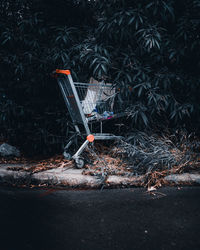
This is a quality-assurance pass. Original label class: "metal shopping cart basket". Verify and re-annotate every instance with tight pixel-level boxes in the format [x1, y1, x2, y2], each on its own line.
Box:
[55, 69, 129, 168]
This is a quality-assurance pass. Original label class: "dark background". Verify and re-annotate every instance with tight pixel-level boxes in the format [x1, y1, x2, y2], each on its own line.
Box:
[0, 0, 199, 156]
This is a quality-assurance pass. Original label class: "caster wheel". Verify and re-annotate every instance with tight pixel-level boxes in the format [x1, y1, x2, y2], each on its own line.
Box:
[75, 157, 85, 169]
[63, 152, 72, 160]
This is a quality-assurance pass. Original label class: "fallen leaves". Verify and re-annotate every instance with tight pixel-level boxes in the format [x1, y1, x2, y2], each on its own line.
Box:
[6, 155, 74, 174]
[2, 136, 200, 189]
[82, 144, 131, 178]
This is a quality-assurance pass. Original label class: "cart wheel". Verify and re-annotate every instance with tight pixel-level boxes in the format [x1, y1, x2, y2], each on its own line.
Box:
[75, 157, 85, 169]
[63, 152, 72, 160]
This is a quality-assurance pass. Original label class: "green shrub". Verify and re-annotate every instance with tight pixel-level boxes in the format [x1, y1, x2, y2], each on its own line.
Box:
[0, 0, 200, 155]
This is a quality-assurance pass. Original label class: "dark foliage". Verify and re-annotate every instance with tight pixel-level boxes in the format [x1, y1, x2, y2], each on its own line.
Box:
[0, 0, 200, 155]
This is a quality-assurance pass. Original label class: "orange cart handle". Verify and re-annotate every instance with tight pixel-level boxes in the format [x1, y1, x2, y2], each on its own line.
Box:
[55, 69, 71, 75]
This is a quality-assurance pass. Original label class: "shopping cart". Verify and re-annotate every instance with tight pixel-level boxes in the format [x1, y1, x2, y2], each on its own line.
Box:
[55, 69, 129, 168]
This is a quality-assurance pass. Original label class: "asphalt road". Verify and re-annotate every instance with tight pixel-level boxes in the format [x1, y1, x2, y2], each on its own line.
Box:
[0, 186, 199, 250]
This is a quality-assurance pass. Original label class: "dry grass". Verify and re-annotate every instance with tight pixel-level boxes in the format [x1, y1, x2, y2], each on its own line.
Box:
[2, 131, 200, 188]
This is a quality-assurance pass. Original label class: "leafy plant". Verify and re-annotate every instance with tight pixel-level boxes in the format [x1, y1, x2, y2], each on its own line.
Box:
[0, 0, 200, 155]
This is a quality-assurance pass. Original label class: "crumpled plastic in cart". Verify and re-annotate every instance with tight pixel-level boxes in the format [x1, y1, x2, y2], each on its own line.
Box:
[86, 110, 114, 121]
[82, 88, 98, 114]
[102, 111, 114, 119]
[81, 77, 116, 115]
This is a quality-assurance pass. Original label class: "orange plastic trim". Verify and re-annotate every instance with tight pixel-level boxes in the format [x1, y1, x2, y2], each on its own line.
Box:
[56, 69, 71, 75]
[87, 134, 95, 143]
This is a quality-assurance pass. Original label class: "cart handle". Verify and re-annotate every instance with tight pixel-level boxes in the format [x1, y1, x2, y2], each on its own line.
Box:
[55, 69, 71, 75]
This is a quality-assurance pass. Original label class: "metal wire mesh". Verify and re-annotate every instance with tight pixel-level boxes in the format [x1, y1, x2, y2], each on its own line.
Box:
[74, 82, 127, 121]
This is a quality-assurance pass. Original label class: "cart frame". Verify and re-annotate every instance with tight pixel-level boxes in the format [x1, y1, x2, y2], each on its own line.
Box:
[55, 69, 124, 168]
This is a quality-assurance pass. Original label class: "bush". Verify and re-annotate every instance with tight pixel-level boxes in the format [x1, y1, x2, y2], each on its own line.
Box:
[0, 0, 200, 155]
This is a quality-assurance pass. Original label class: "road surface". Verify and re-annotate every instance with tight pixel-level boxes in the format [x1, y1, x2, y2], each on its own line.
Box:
[0, 186, 199, 250]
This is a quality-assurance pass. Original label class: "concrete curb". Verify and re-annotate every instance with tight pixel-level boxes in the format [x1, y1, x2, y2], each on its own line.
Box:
[106, 175, 145, 187]
[0, 164, 145, 188]
[0, 164, 100, 187]
[164, 173, 200, 185]
[0, 164, 199, 188]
